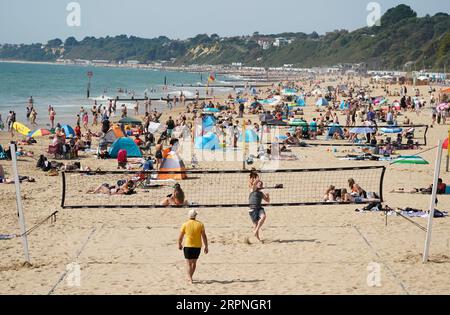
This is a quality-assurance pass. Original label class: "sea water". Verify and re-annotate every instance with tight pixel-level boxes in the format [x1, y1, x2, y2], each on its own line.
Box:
[0, 61, 231, 126]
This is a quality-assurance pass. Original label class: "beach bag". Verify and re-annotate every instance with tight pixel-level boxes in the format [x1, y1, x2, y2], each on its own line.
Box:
[117, 150, 128, 163]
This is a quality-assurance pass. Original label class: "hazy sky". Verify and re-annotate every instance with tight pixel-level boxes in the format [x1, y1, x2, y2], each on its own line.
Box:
[0, 0, 449, 44]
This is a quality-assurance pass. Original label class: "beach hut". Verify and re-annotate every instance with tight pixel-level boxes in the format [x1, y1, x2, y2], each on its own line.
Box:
[62, 125, 75, 138]
[108, 138, 142, 158]
[158, 153, 187, 180]
[239, 129, 259, 143]
[195, 133, 220, 150]
[316, 98, 329, 106]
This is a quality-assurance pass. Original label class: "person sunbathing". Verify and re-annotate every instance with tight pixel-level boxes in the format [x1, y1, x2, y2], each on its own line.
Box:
[87, 180, 135, 195]
[391, 179, 447, 195]
[323, 185, 336, 202]
[161, 183, 188, 206]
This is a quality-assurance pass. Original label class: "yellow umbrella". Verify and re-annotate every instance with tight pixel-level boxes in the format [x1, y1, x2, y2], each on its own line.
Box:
[12, 122, 31, 136]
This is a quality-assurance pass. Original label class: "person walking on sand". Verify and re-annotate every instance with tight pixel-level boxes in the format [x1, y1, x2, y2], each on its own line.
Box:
[178, 209, 209, 284]
[249, 180, 270, 242]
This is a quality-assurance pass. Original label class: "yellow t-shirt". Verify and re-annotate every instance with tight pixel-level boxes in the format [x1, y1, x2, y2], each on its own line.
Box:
[181, 220, 204, 248]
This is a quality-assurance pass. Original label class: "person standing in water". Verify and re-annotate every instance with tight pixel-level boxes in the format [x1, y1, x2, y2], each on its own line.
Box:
[178, 209, 209, 284]
[49, 107, 56, 129]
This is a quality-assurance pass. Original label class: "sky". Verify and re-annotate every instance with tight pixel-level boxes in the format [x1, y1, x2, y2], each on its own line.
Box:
[0, 0, 449, 44]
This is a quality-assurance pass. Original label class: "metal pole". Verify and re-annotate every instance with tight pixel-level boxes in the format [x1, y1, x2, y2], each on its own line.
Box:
[423, 140, 443, 263]
[10, 144, 31, 264]
[87, 77, 91, 99]
[446, 126, 450, 172]
[242, 119, 246, 170]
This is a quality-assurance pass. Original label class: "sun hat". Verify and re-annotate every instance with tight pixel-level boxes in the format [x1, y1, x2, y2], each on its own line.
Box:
[188, 209, 198, 219]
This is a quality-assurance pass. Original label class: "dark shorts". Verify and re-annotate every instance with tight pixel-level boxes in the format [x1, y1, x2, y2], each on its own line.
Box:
[184, 247, 201, 260]
[249, 208, 266, 224]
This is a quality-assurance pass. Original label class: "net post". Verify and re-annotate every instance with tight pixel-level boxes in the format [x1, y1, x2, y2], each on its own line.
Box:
[423, 140, 443, 263]
[446, 126, 449, 172]
[61, 171, 67, 209]
[10, 144, 31, 264]
[242, 119, 246, 170]
[379, 166, 386, 202]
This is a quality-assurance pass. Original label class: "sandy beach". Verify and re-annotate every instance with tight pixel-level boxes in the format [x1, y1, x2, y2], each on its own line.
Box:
[1, 78, 449, 295]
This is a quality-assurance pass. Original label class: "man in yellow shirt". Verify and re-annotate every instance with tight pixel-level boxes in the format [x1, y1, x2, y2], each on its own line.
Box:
[178, 209, 209, 284]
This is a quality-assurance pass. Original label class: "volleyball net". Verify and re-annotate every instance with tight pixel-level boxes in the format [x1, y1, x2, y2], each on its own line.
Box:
[61, 166, 386, 209]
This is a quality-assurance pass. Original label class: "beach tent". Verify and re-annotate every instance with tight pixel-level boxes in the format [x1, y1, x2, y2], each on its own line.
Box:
[316, 98, 329, 106]
[158, 152, 187, 180]
[112, 124, 125, 138]
[0, 145, 5, 160]
[443, 138, 448, 150]
[12, 122, 31, 136]
[101, 130, 117, 144]
[328, 124, 344, 138]
[109, 138, 142, 158]
[239, 129, 259, 143]
[62, 125, 75, 138]
[202, 115, 217, 131]
[195, 133, 220, 150]
[296, 98, 306, 107]
[147, 122, 166, 134]
[118, 116, 142, 125]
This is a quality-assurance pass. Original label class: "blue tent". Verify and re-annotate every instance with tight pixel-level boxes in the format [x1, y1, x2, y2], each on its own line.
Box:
[316, 98, 329, 106]
[239, 129, 259, 143]
[195, 133, 220, 150]
[202, 115, 216, 133]
[62, 125, 75, 137]
[327, 124, 344, 138]
[296, 98, 306, 107]
[109, 138, 142, 158]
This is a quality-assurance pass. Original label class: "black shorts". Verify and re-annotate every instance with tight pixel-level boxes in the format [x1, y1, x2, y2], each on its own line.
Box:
[184, 247, 201, 260]
[249, 208, 266, 224]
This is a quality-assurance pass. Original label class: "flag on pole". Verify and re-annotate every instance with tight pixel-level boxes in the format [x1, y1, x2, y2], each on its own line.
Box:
[208, 72, 216, 83]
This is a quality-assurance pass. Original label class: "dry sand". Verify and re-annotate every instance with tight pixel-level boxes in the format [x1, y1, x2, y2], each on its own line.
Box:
[1, 79, 449, 295]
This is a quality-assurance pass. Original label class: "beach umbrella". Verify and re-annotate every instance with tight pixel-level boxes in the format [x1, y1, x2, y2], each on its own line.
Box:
[380, 127, 403, 134]
[350, 127, 376, 134]
[203, 108, 220, 113]
[392, 156, 429, 165]
[29, 128, 52, 138]
[12, 122, 31, 136]
[437, 103, 449, 111]
[118, 116, 142, 125]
